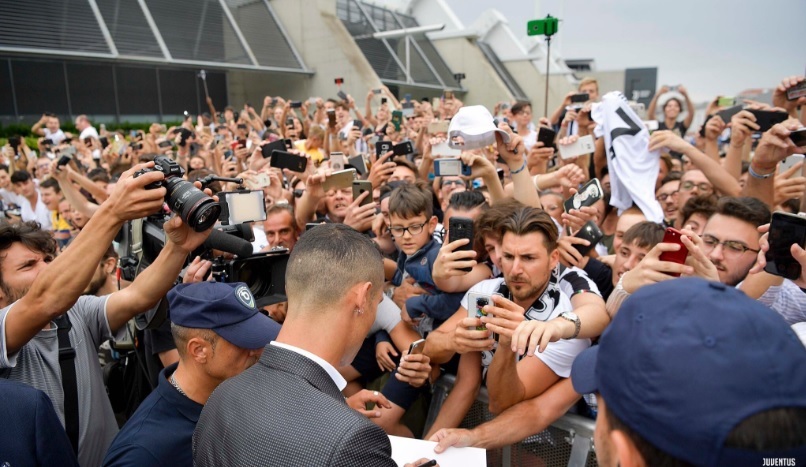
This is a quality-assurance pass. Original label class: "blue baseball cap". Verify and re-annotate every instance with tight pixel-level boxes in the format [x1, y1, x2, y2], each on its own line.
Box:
[572, 278, 806, 466]
[168, 282, 280, 349]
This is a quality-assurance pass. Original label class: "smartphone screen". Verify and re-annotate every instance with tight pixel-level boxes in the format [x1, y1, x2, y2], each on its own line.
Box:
[765, 212, 806, 280]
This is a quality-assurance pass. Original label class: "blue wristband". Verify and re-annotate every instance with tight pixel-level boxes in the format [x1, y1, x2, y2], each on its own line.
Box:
[510, 158, 527, 175]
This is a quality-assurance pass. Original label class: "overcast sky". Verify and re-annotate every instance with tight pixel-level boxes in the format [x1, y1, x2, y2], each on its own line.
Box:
[439, 0, 805, 103]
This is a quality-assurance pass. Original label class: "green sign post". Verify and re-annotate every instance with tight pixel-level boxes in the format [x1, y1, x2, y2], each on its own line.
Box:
[527, 15, 559, 117]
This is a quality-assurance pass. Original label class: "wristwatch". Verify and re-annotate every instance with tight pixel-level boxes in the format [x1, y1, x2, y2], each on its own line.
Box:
[559, 311, 581, 339]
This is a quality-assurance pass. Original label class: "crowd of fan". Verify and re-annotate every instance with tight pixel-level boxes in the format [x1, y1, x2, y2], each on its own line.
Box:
[1, 74, 806, 467]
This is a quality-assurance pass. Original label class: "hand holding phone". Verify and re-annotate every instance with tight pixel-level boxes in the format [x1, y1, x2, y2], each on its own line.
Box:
[448, 217, 474, 273]
[658, 228, 689, 277]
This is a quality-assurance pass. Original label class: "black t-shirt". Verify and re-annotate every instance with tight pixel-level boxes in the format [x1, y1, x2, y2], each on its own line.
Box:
[582, 258, 615, 301]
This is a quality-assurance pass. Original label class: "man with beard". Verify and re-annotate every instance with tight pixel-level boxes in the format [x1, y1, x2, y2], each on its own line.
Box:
[701, 197, 806, 324]
[84, 244, 124, 296]
[0, 163, 213, 466]
[103, 282, 279, 466]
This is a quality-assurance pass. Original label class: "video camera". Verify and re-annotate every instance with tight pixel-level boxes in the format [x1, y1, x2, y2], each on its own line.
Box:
[117, 173, 289, 330]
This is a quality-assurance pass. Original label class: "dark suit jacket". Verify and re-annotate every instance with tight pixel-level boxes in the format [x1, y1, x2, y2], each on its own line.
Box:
[0, 379, 79, 467]
[193, 344, 396, 466]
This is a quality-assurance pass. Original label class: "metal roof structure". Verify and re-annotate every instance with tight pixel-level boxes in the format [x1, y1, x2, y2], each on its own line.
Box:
[336, 0, 462, 91]
[0, 0, 310, 73]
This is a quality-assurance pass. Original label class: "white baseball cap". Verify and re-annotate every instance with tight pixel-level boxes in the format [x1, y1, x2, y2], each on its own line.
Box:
[448, 105, 511, 150]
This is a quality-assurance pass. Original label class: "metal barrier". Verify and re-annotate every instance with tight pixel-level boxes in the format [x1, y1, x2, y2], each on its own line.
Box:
[425, 375, 598, 467]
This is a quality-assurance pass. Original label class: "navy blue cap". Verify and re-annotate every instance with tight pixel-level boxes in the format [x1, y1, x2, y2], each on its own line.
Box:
[572, 278, 806, 466]
[168, 282, 280, 349]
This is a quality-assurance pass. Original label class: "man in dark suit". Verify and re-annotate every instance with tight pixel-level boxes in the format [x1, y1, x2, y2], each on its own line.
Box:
[0, 379, 78, 467]
[193, 224, 432, 466]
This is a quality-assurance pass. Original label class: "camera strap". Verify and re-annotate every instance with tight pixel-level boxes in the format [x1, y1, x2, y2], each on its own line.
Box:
[54, 313, 79, 455]
[129, 218, 144, 265]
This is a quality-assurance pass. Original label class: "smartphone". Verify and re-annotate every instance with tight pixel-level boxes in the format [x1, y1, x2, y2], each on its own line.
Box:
[408, 338, 425, 356]
[289, 101, 302, 109]
[337, 90, 348, 101]
[352, 119, 363, 131]
[376, 140, 393, 157]
[392, 141, 414, 156]
[765, 211, 806, 280]
[778, 154, 805, 176]
[8, 136, 20, 148]
[223, 149, 234, 161]
[270, 150, 308, 173]
[250, 173, 271, 189]
[444, 91, 454, 100]
[717, 96, 736, 107]
[563, 178, 603, 213]
[536, 127, 557, 150]
[789, 128, 806, 147]
[322, 169, 356, 192]
[570, 93, 590, 104]
[658, 227, 689, 277]
[373, 88, 382, 94]
[715, 104, 743, 124]
[748, 109, 788, 133]
[326, 109, 336, 127]
[573, 221, 604, 256]
[352, 180, 373, 206]
[381, 97, 388, 105]
[261, 139, 287, 159]
[130, 130, 138, 139]
[158, 140, 173, 148]
[284, 138, 293, 149]
[401, 102, 415, 117]
[131, 142, 143, 151]
[428, 121, 450, 134]
[786, 81, 806, 101]
[431, 141, 461, 157]
[334, 77, 344, 86]
[391, 111, 403, 131]
[434, 158, 471, 177]
[558, 135, 595, 159]
[467, 292, 494, 335]
[330, 152, 345, 171]
[449, 217, 474, 272]
[644, 120, 660, 132]
[348, 154, 368, 176]
[99, 136, 109, 149]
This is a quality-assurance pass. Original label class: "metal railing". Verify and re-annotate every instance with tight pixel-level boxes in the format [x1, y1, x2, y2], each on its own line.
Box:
[425, 375, 598, 467]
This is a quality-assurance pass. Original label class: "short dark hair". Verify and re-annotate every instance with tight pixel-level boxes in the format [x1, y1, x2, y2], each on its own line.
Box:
[0, 164, 9, 174]
[606, 402, 806, 466]
[39, 177, 60, 193]
[716, 197, 770, 229]
[447, 190, 487, 213]
[622, 221, 665, 250]
[476, 198, 524, 242]
[498, 205, 559, 252]
[266, 203, 295, 218]
[286, 223, 383, 312]
[389, 181, 433, 220]
[0, 221, 58, 296]
[87, 168, 111, 184]
[663, 97, 683, 111]
[510, 101, 532, 115]
[392, 157, 418, 180]
[681, 195, 718, 226]
[10, 170, 31, 184]
[660, 171, 683, 185]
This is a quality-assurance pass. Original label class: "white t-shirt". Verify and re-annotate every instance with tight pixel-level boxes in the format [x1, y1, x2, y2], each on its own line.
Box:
[369, 295, 403, 335]
[462, 275, 592, 379]
[43, 128, 66, 145]
[79, 126, 100, 141]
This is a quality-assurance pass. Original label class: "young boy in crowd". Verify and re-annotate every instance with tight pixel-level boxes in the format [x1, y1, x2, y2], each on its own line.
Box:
[388, 182, 464, 333]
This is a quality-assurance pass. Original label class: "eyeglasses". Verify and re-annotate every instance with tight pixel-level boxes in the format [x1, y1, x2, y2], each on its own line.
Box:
[657, 191, 678, 202]
[388, 222, 427, 238]
[293, 189, 305, 198]
[680, 181, 712, 192]
[442, 179, 465, 187]
[701, 234, 759, 255]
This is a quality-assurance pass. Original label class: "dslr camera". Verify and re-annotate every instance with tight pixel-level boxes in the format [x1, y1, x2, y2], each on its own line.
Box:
[133, 155, 220, 232]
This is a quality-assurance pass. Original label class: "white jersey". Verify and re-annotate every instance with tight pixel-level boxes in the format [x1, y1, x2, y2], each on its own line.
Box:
[592, 92, 664, 223]
[462, 271, 593, 379]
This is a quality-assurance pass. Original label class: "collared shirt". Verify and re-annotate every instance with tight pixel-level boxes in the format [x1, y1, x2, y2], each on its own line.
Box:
[271, 341, 347, 391]
[103, 363, 203, 467]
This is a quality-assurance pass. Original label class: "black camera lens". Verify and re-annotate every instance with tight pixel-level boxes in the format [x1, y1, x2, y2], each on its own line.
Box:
[476, 298, 488, 307]
[164, 178, 220, 232]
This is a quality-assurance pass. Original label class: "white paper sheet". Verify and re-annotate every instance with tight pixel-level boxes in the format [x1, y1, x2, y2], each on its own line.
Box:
[388, 435, 487, 467]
